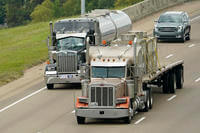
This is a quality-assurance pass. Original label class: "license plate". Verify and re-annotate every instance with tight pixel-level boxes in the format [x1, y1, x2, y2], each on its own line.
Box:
[59, 74, 73, 79]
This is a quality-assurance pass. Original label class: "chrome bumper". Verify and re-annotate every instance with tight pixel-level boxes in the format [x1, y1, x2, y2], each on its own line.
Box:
[75, 108, 129, 119]
[44, 74, 81, 84]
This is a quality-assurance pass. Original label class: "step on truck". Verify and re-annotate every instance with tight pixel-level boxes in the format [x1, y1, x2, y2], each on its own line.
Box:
[75, 31, 184, 124]
[44, 9, 132, 89]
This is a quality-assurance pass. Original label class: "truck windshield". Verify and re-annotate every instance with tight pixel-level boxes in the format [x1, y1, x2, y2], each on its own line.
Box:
[57, 37, 85, 51]
[92, 66, 125, 78]
[158, 14, 182, 23]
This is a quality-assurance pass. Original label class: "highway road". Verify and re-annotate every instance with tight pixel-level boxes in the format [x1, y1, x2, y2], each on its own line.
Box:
[0, 1, 200, 133]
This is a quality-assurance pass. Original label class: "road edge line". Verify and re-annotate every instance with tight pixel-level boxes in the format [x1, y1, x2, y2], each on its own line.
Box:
[0, 87, 46, 113]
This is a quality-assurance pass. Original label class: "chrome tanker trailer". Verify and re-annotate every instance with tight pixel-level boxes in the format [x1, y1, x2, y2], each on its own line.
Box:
[44, 9, 132, 89]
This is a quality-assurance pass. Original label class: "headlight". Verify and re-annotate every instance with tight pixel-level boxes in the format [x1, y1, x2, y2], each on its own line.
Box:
[78, 97, 88, 103]
[45, 71, 57, 75]
[46, 64, 56, 71]
[177, 26, 183, 32]
[116, 98, 127, 104]
[47, 67, 55, 71]
[154, 25, 159, 32]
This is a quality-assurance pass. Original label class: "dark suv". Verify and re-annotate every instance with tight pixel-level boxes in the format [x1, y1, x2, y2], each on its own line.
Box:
[153, 11, 191, 42]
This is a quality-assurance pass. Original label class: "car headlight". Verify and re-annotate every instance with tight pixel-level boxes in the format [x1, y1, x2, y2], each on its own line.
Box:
[177, 26, 183, 32]
[154, 26, 159, 32]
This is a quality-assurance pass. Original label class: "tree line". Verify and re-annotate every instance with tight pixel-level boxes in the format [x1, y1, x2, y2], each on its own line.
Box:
[0, 0, 143, 27]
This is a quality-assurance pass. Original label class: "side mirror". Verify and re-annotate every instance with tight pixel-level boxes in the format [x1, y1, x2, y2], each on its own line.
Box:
[80, 65, 90, 79]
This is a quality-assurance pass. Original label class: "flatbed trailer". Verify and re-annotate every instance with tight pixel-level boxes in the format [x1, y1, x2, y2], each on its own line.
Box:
[143, 60, 184, 93]
[75, 32, 184, 124]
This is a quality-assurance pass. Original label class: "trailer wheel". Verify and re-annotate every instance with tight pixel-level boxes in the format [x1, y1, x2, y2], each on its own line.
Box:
[162, 74, 169, 93]
[77, 116, 85, 124]
[47, 84, 54, 89]
[169, 71, 176, 94]
[176, 67, 183, 89]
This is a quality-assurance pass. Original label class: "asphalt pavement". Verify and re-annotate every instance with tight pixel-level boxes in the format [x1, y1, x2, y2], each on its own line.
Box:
[0, 2, 200, 133]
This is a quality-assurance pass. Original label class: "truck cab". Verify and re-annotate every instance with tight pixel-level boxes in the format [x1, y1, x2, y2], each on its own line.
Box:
[75, 43, 146, 124]
[44, 10, 132, 89]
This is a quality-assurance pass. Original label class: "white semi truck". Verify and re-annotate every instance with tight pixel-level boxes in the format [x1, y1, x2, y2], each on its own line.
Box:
[75, 32, 184, 124]
[44, 9, 132, 89]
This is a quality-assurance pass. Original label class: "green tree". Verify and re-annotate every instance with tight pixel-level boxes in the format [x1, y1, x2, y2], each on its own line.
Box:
[0, 0, 6, 24]
[63, 0, 80, 17]
[31, 0, 54, 22]
[53, 0, 63, 18]
[6, 0, 27, 27]
[115, 0, 143, 8]
[97, 0, 115, 9]
[86, 0, 98, 12]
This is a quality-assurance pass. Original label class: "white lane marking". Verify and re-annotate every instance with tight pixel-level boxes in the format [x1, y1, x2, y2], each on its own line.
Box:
[191, 15, 200, 22]
[167, 95, 177, 101]
[188, 44, 195, 48]
[165, 54, 173, 59]
[134, 117, 146, 125]
[71, 110, 75, 113]
[195, 77, 200, 82]
[0, 87, 46, 113]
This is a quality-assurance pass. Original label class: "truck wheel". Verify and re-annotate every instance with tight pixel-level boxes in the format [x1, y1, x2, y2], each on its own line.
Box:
[176, 67, 183, 89]
[149, 88, 153, 109]
[47, 84, 54, 89]
[124, 115, 131, 124]
[143, 90, 150, 112]
[77, 116, 85, 124]
[169, 71, 176, 94]
[162, 74, 169, 93]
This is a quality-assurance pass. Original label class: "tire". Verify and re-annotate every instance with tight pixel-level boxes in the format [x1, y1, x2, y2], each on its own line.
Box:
[77, 116, 85, 124]
[176, 67, 184, 89]
[142, 90, 150, 112]
[186, 27, 191, 41]
[181, 31, 185, 43]
[162, 74, 169, 94]
[169, 71, 176, 94]
[125, 101, 133, 124]
[186, 32, 190, 40]
[149, 88, 153, 109]
[47, 84, 54, 89]
[124, 116, 132, 124]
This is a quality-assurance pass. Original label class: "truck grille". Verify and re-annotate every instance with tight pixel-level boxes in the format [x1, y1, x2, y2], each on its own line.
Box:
[90, 86, 114, 106]
[57, 52, 77, 73]
[159, 27, 177, 32]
